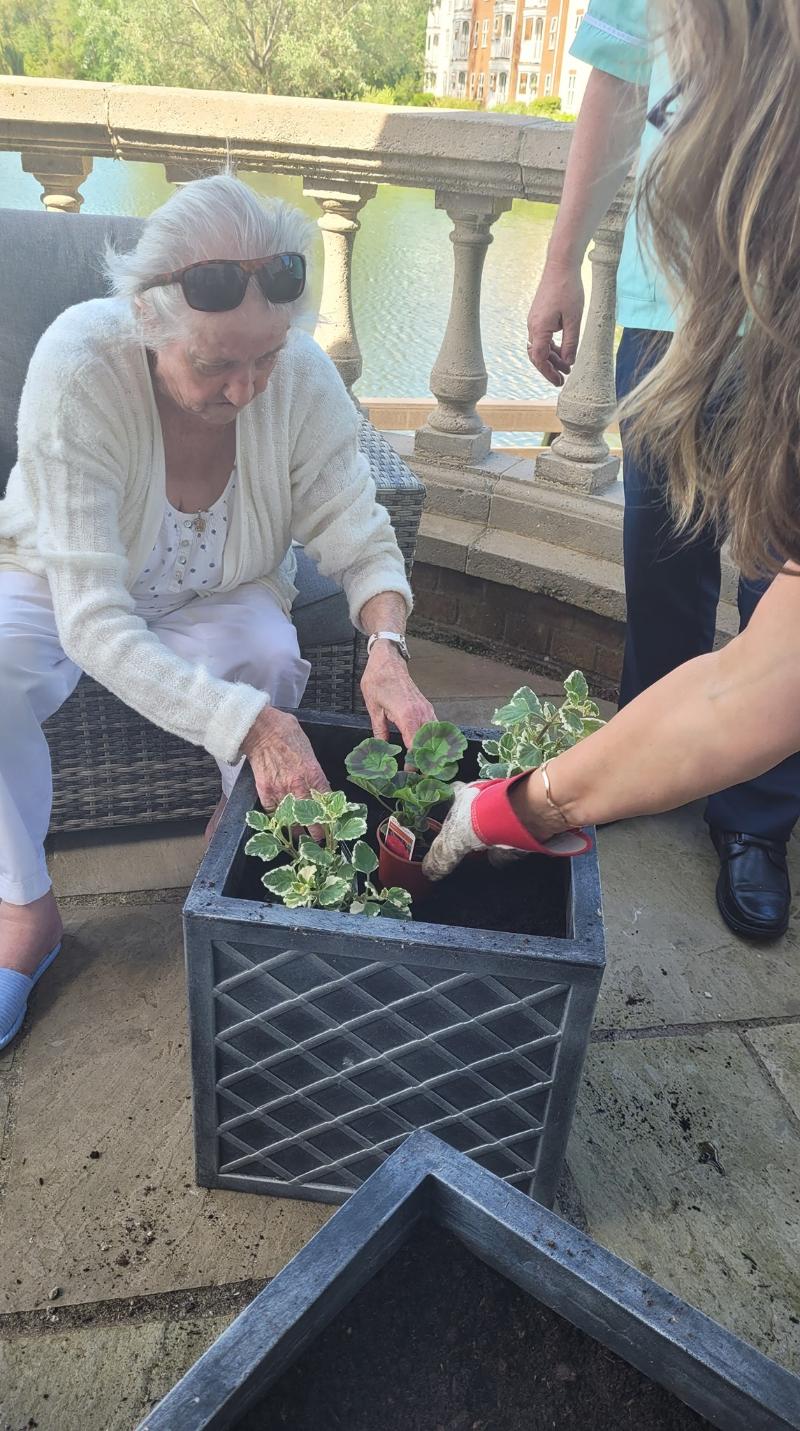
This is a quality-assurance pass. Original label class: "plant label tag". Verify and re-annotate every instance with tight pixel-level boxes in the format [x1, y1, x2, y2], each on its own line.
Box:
[384, 816, 416, 862]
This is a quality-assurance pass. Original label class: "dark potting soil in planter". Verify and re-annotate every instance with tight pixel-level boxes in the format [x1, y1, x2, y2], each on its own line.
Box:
[231, 833, 569, 940]
[234, 1222, 713, 1431]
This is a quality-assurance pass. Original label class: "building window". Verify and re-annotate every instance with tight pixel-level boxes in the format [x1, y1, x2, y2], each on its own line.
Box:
[544, 70, 553, 94]
[470, 72, 477, 95]
[459, 69, 466, 91]
[482, 18, 489, 45]
[523, 16, 533, 40]
[473, 20, 479, 46]
[503, 13, 512, 35]
[566, 69, 576, 107]
[493, 14, 501, 36]
[518, 71, 529, 96]
[548, 15, 558, 48]
[433, 31, 439, 45]
[489, 70, 497, 92]
[530, 67, 539, 94]
[477, 72, 485, 99]
[533, 16, 543, 59]
[499, 69, 507, 94]
[575, 8, 584, 32]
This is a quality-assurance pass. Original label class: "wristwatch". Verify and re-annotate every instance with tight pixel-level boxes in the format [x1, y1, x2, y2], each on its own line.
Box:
[367, 630, 410, 662]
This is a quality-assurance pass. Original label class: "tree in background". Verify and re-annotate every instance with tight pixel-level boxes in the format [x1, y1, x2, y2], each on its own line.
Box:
[1, 0, 428, 98]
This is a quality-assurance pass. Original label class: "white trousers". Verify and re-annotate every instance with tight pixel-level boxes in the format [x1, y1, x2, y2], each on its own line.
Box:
[0, 572, 310, 904]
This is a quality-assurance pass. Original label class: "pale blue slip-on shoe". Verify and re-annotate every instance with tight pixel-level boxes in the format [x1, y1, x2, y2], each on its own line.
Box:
[0, 941, 62, 1050]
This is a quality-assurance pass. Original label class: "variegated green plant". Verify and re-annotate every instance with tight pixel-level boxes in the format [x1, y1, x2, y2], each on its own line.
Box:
[345, 721, 468, 840]
[244, 790, 412, 919]
[478, 671, 605, 779]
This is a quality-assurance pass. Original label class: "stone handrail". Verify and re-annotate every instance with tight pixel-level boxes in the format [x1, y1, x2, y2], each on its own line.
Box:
[0, 75, 629, 494]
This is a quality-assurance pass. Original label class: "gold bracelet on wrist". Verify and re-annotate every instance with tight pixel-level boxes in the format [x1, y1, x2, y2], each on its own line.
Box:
[539, 760, 571, 830]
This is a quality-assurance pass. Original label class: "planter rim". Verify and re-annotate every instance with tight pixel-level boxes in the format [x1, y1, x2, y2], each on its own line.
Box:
[138, 1131, 800, 1431]
[185, 713, 605, 974]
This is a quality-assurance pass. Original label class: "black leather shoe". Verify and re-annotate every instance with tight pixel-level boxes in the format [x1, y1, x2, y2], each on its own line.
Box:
[709, 828, 791, 941]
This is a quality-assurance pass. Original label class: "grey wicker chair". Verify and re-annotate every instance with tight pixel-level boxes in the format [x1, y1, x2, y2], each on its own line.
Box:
[0, 209, 423, 833]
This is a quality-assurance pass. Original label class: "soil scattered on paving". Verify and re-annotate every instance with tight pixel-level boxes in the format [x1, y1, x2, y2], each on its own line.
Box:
[238, 1221, 713, 1431]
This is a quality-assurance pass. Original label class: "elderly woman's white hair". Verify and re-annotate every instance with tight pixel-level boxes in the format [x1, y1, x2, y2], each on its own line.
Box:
[106, 173, 316, 347]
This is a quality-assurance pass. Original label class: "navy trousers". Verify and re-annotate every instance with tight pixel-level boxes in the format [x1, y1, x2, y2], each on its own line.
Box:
[616, 327, 800, 842]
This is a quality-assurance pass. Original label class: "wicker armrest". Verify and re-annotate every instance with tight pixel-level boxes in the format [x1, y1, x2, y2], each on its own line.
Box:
[356, 421, 424, 570]
[353, 422, 425, 707]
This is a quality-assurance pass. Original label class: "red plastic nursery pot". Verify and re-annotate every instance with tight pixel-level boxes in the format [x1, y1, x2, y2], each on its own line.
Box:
[376, 818, 441, 902]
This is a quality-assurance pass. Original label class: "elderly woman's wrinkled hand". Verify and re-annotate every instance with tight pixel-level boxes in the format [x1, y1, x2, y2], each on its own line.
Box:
[360, 645, 437, 748]
[242, 707, 331, 833]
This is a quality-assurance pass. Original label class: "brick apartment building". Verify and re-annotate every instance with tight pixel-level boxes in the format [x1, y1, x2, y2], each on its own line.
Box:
[424, 0, 590, 113]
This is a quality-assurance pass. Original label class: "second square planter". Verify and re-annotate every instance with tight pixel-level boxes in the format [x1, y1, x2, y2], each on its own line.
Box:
[183, 712, 605, 1207]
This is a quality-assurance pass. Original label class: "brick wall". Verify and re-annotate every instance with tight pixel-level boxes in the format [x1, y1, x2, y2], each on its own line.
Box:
[410, 562, 624, 701]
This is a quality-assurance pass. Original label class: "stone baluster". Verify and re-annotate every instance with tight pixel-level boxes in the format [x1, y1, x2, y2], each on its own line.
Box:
[163, 159, 225, 187]
[535, 214, 625, 493]
[415, 191, 511, 465]
[303, 180, 377, 395]
[21, 153, 92, 212]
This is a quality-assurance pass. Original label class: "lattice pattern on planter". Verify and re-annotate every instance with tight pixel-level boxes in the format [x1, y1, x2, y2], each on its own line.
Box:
[211, 938, 570, 1195]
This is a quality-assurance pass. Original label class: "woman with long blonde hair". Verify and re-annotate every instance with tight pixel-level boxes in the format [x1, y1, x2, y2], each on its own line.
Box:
[425, 0, 800, 880]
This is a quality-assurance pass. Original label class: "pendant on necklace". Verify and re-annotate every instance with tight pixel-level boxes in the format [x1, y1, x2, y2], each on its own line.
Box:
[194, 515, 206, 535]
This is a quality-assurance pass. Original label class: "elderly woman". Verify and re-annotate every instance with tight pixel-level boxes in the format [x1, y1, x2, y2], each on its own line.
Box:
[0, 174, 434, 1048]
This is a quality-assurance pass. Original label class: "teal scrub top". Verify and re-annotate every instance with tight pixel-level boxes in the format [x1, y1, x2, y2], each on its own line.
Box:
[570, 0, 677, 333]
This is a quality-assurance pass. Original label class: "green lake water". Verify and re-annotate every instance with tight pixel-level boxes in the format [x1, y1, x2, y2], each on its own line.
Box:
[0, 152, 561, 414]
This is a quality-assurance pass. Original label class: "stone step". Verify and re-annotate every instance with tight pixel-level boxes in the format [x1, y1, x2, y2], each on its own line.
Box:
[417, 511, 739, 647]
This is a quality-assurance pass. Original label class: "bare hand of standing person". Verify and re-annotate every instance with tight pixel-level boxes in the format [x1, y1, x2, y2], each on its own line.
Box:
[526, 262, 585, 387]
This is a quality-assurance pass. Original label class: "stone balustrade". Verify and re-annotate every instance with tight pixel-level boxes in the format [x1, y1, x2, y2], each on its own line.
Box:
[0, 74, 631, 495]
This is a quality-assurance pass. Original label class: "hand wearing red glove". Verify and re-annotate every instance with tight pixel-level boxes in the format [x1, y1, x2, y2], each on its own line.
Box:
[422, 774, 592, 882]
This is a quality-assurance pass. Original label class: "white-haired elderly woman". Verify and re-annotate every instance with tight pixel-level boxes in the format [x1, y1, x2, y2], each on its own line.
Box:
[0, 174, 435, 1048]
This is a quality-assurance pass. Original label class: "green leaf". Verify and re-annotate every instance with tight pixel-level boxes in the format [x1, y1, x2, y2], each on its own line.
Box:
[492, 688, 543, 726]
[413, 776, 452, 807]
[327, 791, 348, 818]
[581, 717, 606, 735]
[564, 670, 589, 703]
[261, 867, 295, 896]
[293, 798, 325, 827]
[245, 809, 270, 832]
[244, 832, 281, 862]
[560, 708, 584, 735]
[515, 743, 543, 769]
[273, 794, 298, 827]
[478, 761, 511, 779]
[298, 839, 333, 867]
[318, 876, 352, 907]
[351, 840, 379, 874]
[383, 886, 413, 911]
[481, 739, 500, 758]
[409, 721, 467, 777]
[345, 738, 401, 790]
[335, 814, 368, 841]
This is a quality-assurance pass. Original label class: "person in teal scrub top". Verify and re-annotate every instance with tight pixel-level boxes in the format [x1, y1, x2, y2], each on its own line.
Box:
[525, 0, 800, 942]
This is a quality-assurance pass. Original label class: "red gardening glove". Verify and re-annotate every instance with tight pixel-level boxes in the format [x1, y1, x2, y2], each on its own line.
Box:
[422, 775, 592, 882]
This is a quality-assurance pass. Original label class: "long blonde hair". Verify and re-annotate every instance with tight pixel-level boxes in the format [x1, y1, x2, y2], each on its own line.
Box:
[619, 0, 800, 579]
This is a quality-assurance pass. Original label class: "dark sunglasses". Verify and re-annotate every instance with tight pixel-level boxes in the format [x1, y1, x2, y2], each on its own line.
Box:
[140, 253, 306, 312]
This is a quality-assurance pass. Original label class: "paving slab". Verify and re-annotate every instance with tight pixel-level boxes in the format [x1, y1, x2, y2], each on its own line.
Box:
[0, 1311, 231, 1431]
[744, 1023, 800, 1122]
[48, 820, 206, 899]
[0, 902, 329, 1314]
[408, 635, 556, 699]
[594, 808, 800, 1029]
[567, 1030, 800, 1370]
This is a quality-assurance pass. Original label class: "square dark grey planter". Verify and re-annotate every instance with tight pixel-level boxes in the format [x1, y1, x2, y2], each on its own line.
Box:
[138, 1132, 800, 1431]
[183, 712, 605, 1208]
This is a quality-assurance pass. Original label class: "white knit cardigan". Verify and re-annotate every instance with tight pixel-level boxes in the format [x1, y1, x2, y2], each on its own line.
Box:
[0, 299, 412, 763]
